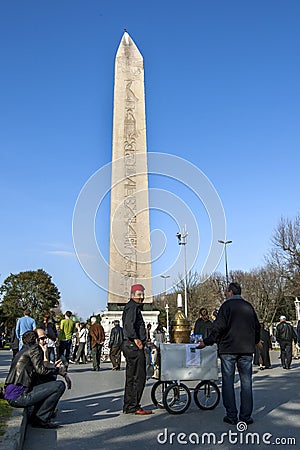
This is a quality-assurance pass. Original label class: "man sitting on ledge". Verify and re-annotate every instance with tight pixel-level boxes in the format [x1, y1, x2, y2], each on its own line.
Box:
[4, 330, 71, 429]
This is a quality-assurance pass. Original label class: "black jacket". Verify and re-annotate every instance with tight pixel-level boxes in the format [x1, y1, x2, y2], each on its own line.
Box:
[194, 318, 213, 338]
[5, 343, 58, 389]
[122, 299, 146, 342]
[109, 325, 124, 348]
[275, 322, 297, 343]
[40, 321, 57, 341]
[203, 295, 261, 354]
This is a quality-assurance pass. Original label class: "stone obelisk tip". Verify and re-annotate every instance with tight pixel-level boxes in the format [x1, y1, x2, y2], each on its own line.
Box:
[116, 30, 143, 60]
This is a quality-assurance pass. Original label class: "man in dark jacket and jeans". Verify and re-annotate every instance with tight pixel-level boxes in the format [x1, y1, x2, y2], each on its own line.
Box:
[122, 284, 152, 415]
[275, 316, 297, 369]
[197, 282, 261, 425]
[109, 320, 124, 370]
[4, 330, 69, 428]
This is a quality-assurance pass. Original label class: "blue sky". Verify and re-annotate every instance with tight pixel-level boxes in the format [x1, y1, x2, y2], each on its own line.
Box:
[0, 1, 299, 319]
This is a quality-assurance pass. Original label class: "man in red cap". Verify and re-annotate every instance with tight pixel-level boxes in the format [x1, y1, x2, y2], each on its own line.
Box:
[122, 284, 152, 415]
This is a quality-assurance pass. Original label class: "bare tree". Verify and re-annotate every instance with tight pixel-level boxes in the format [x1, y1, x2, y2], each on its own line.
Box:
[155, 271, 225, 328]
[268, 215, 300, 297]
[230, 267, 291, 325]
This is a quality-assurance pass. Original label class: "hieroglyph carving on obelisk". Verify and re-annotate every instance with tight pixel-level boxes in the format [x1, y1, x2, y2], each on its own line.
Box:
[108, 31, 152, 305]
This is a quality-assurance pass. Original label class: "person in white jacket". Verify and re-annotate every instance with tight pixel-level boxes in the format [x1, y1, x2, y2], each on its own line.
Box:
[75, 323, 89, 364]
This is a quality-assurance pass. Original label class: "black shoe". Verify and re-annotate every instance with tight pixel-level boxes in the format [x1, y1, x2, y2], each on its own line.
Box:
[223, 416, 238, 425]
[239, 417, 254, 425]
[31, 419, 59, 429]
[50, 408, 58, 419]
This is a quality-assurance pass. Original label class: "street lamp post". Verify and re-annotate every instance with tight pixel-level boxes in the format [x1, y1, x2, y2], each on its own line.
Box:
[218, 240, 232, 285]
[160, 275, 170, 297]
[165, 303, 170, 342]
[176, 226, 188, 317]
[294, 297, 300, 321]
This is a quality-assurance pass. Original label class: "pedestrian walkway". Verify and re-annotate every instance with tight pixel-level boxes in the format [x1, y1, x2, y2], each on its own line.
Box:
[1, 350, 300, 449]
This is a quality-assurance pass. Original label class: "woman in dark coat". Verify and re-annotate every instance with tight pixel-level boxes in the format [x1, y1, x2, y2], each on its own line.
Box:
[10, 326, 19, 359]
[193, 307, 213, 338]
[39, 314, 58, 363]
[254, 322, 272, 369]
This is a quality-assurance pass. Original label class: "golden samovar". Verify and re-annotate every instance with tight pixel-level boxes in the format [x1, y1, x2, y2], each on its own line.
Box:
[170, 307, 191, 343]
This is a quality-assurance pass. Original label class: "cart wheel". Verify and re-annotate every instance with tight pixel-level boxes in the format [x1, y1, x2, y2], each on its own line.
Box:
[151, 381, 173, 408]
[194, 380, 220, 410]
[163, 382, 191, 414]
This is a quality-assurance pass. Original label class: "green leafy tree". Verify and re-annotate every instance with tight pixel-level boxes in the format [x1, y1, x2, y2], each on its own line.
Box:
[0, 269, 60, 326]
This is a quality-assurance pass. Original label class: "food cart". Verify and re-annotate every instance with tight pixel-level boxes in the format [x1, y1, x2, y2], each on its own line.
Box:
[151, 343, 220, 414]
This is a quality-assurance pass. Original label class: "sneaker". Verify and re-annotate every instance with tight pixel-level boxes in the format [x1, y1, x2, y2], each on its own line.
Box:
[223, 416, 238, 425]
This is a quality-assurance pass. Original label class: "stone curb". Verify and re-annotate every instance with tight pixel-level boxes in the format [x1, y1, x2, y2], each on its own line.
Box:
[0, 408, 27, 450]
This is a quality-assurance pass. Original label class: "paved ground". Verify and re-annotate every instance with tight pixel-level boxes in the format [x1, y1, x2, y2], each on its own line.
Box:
[1, 350, 300, 449]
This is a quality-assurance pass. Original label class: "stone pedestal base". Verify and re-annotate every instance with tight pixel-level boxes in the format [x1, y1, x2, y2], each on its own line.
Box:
[101, 310, 160, 336]
[100, 310, 160, 362]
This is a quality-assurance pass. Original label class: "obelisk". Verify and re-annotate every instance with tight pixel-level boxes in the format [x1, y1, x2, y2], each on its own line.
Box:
[108, 31, 153, 308]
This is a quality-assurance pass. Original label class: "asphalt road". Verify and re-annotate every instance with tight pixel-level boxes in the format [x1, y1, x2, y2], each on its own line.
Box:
[1, 350, 300, 450]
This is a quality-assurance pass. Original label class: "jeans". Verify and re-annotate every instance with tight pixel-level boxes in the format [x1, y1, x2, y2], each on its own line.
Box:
[59, 339, 72, 362]
[279, 341, 292, 368]
[9, 380, 65, 423]
[122, 341, 146, 413]
[47, 347, 56, 364]
[110, 346, 121, 369]
[75, 342, 86, 363]
[220, 354, 253, 421]
[91, 344, 103, 370]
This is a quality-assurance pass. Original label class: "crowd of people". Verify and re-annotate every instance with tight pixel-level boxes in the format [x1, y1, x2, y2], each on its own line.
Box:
[7, 309, 168, 374]
[1, 282, 300, 428]
[9, 311, 122, 370]
[193, 305, 300, 372]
